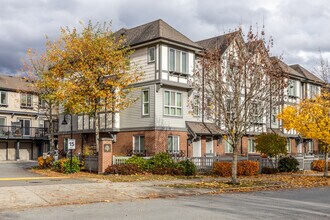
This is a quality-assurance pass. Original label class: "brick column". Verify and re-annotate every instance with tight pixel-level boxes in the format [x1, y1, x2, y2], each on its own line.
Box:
[98, 138, 113, 174]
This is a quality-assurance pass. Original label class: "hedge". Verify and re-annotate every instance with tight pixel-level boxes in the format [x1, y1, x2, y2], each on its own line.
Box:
[213, 161, 259, 177]
[311, 160, 330, 172]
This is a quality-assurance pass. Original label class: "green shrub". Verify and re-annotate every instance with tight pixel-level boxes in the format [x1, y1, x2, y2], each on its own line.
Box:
[105, 164, 143, 175]
[125, 155, 147, 170]
[52, 157, 81, 174]
[146, 152, 174, 171]
[53, 158, 68, 173]
[278, 157, 299, 172]
[261, 167, 279, 174]
[176, 160, 196, 176]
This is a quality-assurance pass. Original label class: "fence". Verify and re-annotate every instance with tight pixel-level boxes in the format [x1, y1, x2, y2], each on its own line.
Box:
[113, 154, 326, 172]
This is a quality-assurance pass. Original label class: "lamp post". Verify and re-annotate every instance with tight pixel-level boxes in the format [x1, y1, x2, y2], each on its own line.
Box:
[62, 113, 73, 173]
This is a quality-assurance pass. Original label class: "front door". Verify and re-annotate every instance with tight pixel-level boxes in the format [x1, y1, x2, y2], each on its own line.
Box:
[206, 137, 214, 155]
[193, 137, 201, 157]
[19, 119, 31, 136]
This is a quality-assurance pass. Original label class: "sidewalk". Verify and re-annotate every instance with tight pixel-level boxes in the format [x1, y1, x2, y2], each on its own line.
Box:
[0, 178, 213, 211]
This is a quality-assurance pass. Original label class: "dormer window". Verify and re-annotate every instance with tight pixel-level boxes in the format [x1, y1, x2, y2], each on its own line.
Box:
[147, 47, 155, 63]
[169, 48, 188, 74]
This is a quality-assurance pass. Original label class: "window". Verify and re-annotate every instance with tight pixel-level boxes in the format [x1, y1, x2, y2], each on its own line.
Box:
[142, 90, 149, 115]
[286, 139, 291, 153]
[206, 137, 214, 154]
[0, 91, 7, 105]
[0, 117, 5, 126]
[288, 80, 297, 97]
[21, 94, 33, 108]
[310, 84, 319, 98]
[19, 119, 31, 136]
[193, 95, 200, 116]
[39, 97, 46, 108]
[271, 107, 278, 124]
[168, 135, 179, 152]
[252, 102, 263, 123]
[226, 99, 235, 120]
[0, 117, 5, 135]
[164, 91, 182, 116]
[147, 47, 155, 63]
[169, 48, 188, 74]
[133, 136, 145, 152]
[225, 140, 233, 153]
[308, 141, 313, 154]
[248, 139, 256, 153]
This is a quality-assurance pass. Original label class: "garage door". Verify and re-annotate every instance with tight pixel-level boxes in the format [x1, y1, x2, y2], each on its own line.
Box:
[19, 142, 32, 161]
[0, 142, 7, 160]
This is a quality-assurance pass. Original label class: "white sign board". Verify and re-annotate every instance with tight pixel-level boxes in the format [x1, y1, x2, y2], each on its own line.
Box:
[68, 139, 76, 150]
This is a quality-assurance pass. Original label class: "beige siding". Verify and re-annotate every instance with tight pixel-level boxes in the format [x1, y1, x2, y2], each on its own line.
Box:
[131, 48, 155, 83]
[155, 87, 204, 129]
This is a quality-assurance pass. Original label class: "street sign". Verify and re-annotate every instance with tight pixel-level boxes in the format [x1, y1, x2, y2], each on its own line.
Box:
[68, 139, 76, 150]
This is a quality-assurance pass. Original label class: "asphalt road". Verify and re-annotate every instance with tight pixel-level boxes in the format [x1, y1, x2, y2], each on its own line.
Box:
[0, 161, 91, 187]
[1, 187, 329, 220]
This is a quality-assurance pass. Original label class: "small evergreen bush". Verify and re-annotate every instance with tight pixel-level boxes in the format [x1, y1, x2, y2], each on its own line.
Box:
[278, 157, 299, 172]
[146, 152, 175, 171]
[176, 160, 196, 176]
[125, 155, 148, 170]
[53, 157, 81, 174]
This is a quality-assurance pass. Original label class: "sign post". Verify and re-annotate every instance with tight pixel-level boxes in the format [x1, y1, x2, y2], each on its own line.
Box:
[68, 139, 76, 173]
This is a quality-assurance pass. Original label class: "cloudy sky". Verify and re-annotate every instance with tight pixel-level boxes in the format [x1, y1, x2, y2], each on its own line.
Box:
[1, 0, 329, 76]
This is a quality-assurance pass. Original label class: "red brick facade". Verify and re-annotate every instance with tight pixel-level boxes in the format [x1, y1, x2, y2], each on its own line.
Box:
[57, 131, 319, 158]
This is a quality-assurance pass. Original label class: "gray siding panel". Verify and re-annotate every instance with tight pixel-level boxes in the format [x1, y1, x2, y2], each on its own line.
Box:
[120, 85, 155, 129]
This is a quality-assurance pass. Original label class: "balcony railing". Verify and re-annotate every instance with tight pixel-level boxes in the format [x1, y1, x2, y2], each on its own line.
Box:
[127, 149, 147, 157]
[0, 125, 49, 139]
[166, 150, 185, 157]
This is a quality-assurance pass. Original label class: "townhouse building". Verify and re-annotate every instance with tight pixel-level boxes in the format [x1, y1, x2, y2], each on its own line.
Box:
[57, 19, 324, 158]
[0, 75, 55, 160]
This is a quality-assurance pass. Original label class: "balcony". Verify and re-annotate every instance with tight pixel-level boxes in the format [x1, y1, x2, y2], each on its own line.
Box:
[166, 150, 185, 157]
[127, 149, 147, 157]
[0, 125, 49, 139]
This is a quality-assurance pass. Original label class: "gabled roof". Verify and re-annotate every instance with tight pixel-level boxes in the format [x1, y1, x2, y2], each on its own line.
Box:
[271, 57, 305, 79]
[114, 19, 202, 49]
[290, 64, 324, 85]
[196, 31, 239, 53]
[0, 74, 34, 92]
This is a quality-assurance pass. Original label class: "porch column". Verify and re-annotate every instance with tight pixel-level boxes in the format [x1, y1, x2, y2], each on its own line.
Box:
[16, 141, 20, 160]
[98, 138, 113, 174]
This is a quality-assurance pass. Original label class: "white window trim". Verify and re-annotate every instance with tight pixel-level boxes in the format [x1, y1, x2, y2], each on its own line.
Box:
[164, 90, 182, 117]
[248, 139, 256, 153]
[147, 47, 156, 63]
[20, 93, 33, 108]
[168, 135, 180, 152]
[0, 91, 7, 105]
[169, 48, 188, 74]
[133, 135, 145, 151]
[286, 139, 291, 153]
[142, 90, 150, 116]
[225, 140, 233, 153]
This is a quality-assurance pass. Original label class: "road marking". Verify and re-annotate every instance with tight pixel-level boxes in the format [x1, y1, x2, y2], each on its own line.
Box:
[0, 177, 70, 181]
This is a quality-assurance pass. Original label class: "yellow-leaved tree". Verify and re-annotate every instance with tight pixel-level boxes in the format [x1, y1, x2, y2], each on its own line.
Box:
[46, 21, 144, 154]
[278, 92, 330, 177]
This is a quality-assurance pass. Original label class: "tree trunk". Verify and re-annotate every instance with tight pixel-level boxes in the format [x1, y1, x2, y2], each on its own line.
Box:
[95, 110, 100, 154]
[231, 146, 238, 184]
[324, 146, 329, 177]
